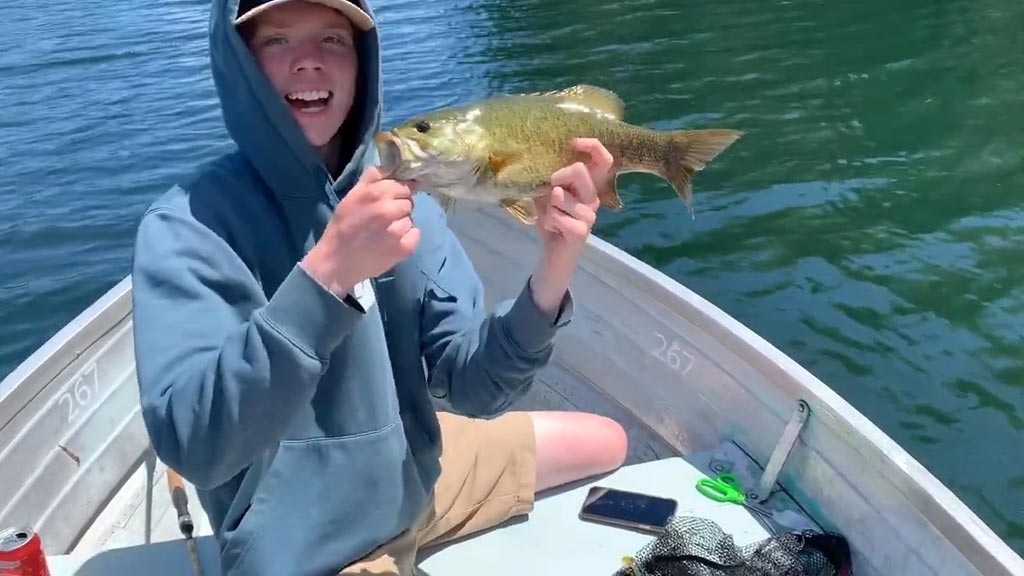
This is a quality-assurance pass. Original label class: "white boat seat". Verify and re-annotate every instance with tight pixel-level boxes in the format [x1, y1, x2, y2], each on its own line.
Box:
[47, 442, 819, 575]
[419, 442, 821, 575]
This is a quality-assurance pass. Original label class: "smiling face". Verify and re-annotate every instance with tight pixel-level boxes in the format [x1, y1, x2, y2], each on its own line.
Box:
[242, 1, 359, 155]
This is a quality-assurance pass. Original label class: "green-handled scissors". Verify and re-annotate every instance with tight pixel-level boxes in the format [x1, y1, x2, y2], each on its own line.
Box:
[696, 473, 778, 533]
[696, 472, 747, 504]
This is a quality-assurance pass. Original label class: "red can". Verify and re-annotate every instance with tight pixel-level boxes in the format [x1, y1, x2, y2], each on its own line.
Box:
[0, 527, 50, 576]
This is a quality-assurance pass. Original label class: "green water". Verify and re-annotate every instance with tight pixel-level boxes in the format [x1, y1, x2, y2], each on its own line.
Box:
[1, 0, 1022, 553]
[462, 0, 1024, 547]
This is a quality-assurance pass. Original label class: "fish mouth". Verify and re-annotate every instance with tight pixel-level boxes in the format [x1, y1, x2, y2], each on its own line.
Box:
[374, 130, 430, 178]
[375, 131, 403, 176]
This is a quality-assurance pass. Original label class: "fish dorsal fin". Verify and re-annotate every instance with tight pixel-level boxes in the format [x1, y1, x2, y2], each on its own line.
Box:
[532, 84, 624, 121]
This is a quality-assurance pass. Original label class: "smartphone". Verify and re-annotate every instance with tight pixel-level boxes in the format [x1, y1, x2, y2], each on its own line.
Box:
[578, 486, 678, 534]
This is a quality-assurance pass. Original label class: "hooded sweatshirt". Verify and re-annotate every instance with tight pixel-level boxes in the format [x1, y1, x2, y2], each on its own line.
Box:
[129, 0, 573, 574]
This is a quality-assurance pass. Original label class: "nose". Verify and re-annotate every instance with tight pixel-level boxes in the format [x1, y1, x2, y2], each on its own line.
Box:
[291, 42, 324, 73]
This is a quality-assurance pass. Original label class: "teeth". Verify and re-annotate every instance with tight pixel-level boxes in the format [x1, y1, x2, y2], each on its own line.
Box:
[287, 90, 330, 101]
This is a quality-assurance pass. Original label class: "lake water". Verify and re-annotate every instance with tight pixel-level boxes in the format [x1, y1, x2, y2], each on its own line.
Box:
[1, 0, 1022, 555]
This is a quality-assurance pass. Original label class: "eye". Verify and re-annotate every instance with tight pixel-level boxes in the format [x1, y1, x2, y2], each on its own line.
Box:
[415, 121, 430, 133]
[323, 34, 349, 45]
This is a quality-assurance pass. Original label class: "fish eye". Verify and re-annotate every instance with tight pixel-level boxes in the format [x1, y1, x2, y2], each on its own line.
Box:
[414, 121, 430, 133]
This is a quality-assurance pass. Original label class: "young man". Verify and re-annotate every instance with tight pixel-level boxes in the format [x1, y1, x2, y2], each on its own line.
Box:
[130, 0, 628, 574]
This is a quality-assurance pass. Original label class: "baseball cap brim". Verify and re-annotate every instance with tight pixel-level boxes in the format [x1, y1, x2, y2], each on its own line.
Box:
[235, 0, 374, 31]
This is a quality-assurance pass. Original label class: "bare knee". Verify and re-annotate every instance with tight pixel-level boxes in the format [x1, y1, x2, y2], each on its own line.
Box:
[531, 411, 629, 493]
[601, 416, 629, 471]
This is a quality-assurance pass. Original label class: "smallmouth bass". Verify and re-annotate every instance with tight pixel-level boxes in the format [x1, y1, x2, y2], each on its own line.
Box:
[374, 85, 743, 224]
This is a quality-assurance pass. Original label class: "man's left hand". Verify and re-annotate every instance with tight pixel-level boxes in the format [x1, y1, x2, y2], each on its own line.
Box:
[528, 138, 614, 320]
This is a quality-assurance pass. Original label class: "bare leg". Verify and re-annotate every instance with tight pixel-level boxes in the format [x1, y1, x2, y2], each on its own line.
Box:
[530, 411, 628, 493]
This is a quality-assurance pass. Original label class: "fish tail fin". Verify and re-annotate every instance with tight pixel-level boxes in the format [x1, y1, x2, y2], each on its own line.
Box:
[660, 129, 743, 217]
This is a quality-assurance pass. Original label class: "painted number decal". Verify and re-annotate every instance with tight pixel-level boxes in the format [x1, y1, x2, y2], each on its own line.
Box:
[59, 363, 99, 423]
[653, 332, 695, 376]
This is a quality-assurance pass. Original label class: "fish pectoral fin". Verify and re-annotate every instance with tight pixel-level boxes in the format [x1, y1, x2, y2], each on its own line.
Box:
[597, 176, 623, 211]
[531, 84, 625, 121]
[489, 156, 548, 188]
[500, 198, 537, 226]
[488, 153, 514, 177]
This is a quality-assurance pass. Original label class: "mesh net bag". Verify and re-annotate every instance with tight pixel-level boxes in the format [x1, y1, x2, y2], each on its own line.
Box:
[612, 516, 852, 576]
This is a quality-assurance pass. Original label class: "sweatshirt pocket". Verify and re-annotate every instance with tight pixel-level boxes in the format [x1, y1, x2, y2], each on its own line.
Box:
[221, 420, 426, 576]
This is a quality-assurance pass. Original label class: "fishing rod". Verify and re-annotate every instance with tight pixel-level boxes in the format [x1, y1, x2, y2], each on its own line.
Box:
[166, 468, 204, 576]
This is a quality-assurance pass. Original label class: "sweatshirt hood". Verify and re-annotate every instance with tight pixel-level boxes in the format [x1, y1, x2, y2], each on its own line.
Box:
[207, 0, 382, 251]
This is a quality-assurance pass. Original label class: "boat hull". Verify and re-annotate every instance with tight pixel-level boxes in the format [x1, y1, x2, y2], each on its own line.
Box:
[1, 203, 1020, 575]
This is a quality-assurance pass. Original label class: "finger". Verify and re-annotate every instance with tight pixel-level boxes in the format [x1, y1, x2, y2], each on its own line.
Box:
[562, 201, 596, 227]
[543, 216, 562, 236]
[398, 178, 420, 193]
[551, 163, 597, 205]
[360, 164, 387, 184]
[361, 182, 412, 208]
[550, 204, 588, 230]
[549, 189, 580, 217]
[384, 198, 413, 221]
[550, 163, 588, 190]
[533, 192, 551, 213]
[573, 138, 614, 173]
[547, 210, 589, 239]
[399, 226, 421, 255]
[537, 204, 560, 235]
[549, 198, 596, 230]
[544, 186, 576, 218]
[387, 215, 414, 237]
[380, 180, 415, 200]
[549, 185, 566, 207]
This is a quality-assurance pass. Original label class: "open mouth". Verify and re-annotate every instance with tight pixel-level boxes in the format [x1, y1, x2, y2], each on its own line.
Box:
[375, 131, 404, 176]
[375, 130, 431, 178]
[285, 90, 332, 114]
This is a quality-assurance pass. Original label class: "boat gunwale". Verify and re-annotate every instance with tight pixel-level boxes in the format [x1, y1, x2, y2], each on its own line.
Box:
[0, 276, 134, 431]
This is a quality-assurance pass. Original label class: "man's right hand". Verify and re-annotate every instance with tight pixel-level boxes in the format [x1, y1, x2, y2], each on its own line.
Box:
[300, 166, 420, 298]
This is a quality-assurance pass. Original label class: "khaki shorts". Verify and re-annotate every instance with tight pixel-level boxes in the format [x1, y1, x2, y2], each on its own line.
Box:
[338, 411, 537, 575]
